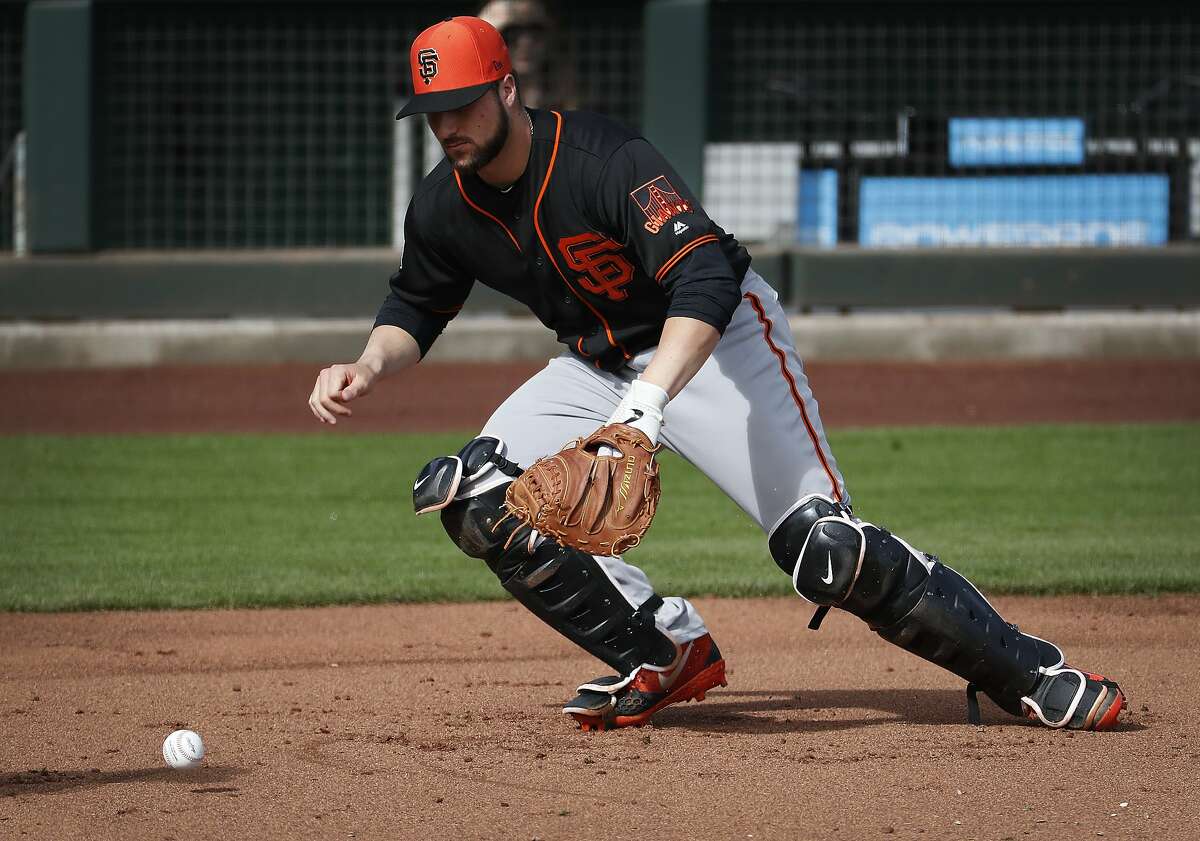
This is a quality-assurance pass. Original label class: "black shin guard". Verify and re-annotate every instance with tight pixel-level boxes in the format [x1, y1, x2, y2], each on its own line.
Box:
[792, 516, 1062, 722]
[440, 485, 678, 675]
[873, 560, 1062, 720]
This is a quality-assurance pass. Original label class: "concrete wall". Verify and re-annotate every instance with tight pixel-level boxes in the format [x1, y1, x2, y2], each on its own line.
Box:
[3, 311, 1197, 369]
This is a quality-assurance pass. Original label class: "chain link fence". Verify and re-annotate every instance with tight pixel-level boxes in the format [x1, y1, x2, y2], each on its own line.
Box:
[14, 2, 1198, 253]
[95, 3, 434, 249]
[704, 1, 1200, 248]
[93, 0, 643, 250]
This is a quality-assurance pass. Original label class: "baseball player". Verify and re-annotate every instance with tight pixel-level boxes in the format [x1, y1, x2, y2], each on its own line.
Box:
[308, 16, 1126, 732]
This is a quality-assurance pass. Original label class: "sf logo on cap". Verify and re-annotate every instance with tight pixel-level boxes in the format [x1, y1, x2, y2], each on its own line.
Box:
[417, 48, 439, 85]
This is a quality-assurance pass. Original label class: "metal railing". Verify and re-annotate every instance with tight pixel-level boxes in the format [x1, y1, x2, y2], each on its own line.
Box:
[0, 1, 23, 253]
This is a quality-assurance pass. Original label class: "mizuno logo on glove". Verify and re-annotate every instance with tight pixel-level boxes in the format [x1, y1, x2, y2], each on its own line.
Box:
[616, 454, 637, 512]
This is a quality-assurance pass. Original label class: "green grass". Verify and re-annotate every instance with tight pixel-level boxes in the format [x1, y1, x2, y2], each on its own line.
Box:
[2, 424, 1198, 611]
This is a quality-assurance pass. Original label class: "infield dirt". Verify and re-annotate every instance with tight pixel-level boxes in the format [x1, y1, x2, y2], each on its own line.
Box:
[5, 359, 1199, 839]
[7, 359, 1200, 434]
[2, 596, 1197, 840]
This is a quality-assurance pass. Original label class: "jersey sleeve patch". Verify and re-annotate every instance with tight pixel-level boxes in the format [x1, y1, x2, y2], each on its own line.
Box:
[629, 175, 693, 235]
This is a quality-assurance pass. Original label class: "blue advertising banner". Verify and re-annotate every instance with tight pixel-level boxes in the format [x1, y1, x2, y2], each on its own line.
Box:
[949, 118, 1086, 167]
[797, 169, 838, 246]
[859, 175, 1170, 247]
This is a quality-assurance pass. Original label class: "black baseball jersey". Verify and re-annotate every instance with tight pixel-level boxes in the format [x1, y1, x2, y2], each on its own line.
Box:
[375, 108, 751, 372]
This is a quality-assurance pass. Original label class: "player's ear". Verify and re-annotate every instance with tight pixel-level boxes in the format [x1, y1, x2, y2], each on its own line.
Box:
[499, 73, 520, 109]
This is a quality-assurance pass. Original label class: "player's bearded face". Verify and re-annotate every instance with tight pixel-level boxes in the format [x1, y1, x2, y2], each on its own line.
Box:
[431, 90, 510, 174]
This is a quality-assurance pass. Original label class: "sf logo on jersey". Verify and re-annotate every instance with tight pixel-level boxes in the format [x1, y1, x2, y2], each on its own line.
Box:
[630, 175, 692, 234]
[417, 48, 439, 85]
[557, 233, 635, 302]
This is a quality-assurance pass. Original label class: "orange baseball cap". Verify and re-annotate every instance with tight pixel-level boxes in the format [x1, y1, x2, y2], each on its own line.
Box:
[396, 16, 513, 118]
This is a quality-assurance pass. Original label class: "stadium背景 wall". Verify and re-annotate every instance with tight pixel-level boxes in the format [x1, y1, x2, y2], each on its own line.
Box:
[3, 0, 1197, 318]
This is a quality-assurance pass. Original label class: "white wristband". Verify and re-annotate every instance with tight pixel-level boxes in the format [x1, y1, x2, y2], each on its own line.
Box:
[625, 378, 670, 415]
[607, 378, 670, 447]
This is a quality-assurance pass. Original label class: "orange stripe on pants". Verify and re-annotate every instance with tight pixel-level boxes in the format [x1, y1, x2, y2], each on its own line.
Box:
[743, 291, 843, 503]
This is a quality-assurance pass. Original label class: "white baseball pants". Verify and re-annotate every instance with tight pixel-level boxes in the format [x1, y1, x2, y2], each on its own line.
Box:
[479, 270, 848, 643]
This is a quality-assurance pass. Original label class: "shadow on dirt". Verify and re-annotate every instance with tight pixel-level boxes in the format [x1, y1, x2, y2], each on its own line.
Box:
[645, 687, 1142, 734]
[0, 764, 244, 797]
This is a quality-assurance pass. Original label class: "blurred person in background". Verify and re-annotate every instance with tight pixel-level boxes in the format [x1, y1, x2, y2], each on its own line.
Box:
[478, 0, 577, 110]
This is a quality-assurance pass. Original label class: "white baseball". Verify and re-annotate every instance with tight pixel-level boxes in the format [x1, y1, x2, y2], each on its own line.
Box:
[162, 729, 205, 770]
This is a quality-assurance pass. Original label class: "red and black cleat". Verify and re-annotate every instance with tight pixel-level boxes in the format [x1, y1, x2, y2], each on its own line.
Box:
[1021, 665, 1126, 730]
[563, 633, 727, 732]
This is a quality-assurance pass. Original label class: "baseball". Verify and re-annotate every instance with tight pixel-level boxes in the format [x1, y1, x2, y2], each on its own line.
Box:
[162, 729, 205, 769]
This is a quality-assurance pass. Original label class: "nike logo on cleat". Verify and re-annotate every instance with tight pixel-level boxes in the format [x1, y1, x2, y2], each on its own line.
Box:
[822, 552, 834, 585]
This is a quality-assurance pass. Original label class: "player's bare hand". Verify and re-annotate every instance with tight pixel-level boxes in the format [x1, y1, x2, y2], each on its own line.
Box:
[309, 362, 376, 425]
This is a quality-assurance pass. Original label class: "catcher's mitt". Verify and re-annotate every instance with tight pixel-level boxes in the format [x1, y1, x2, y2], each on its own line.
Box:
[503, 424, 662, 556]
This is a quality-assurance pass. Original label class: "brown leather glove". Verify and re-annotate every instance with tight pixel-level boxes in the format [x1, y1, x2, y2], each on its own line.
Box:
[503, 424, 662, 556]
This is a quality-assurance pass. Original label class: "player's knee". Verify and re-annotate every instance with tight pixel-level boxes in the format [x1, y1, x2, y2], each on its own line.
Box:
[412, 437, 528, 569]
[790, 517, 867, 605]
[438, 485, 514, 567]
[767, 494, 845, 575]
[794, 519, 932, 627]
[771, 494, 932, 626]
[413, 440, 677, 674]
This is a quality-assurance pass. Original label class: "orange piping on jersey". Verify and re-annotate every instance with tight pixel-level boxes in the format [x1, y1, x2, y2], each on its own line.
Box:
[654, 234, 719, 283]
[454, 170, 522, 253]
[744, 291, 843, 503]
[533, 111, 631, 360]
[575, 336, 591, 356]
